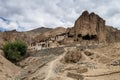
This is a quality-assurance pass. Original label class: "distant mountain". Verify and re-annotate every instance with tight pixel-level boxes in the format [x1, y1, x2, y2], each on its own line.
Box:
[44, 27, 66, 37]
[27, 27, 53, 34]
[34, 27, 66, 41]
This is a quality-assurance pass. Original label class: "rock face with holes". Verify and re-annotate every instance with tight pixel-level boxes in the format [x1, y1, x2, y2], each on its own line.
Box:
[67, 11, 106, 43]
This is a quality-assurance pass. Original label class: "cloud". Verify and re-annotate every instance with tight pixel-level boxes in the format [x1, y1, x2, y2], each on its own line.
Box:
[0, 0, 120, 31]
[0, 17, 19, 30]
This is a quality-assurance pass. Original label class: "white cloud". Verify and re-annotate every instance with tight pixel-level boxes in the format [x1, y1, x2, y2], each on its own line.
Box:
[0, 19, 19, 30]
[0, 0, 120, 31]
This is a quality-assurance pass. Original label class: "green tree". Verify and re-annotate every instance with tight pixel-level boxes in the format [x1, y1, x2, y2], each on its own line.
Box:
[3, 40, 27, 62]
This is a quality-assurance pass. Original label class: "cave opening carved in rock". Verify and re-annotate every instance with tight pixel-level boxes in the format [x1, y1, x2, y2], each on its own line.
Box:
[82, 34, 97, 40]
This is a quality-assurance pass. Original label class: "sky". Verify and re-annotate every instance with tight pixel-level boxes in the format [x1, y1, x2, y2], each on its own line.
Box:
[0, 0, 120, 31]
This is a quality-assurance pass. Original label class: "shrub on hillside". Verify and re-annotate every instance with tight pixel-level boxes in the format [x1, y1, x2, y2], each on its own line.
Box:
[64, 50, 81, 63]
[3, 40, 27, 62]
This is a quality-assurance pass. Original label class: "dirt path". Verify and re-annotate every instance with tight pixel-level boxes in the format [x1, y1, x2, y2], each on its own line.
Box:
[44, 52, 65, 80]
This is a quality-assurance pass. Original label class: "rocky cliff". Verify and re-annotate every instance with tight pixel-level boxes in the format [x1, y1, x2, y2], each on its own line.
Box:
[106, 26, 120, 42]
[68, 11, 106, 43]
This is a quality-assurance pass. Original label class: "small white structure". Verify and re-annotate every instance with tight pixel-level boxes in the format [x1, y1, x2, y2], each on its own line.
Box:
[29, 33, 66, 51]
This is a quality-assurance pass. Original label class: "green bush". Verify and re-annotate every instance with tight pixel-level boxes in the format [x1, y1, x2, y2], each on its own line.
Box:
[3, 40, 27, 62]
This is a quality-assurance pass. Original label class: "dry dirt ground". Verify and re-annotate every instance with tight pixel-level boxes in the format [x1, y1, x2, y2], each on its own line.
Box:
[0, 43, 120, 80]
[0, 50, 21, 80]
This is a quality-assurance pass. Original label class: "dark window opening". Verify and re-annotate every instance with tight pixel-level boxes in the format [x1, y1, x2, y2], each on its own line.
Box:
[68, 34, 74, 38]
[42, 44, 45, 47]
[58, 41, 62, 45]
[78, 34, 82, 37]
[68, 33, 74, 38]
[82, 34, 97, 40]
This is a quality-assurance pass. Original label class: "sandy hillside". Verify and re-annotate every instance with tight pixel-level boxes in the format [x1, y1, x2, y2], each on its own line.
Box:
[10, 43, 120, 80]
[0, 50, 21, 80]
[0, 43, 120, 80]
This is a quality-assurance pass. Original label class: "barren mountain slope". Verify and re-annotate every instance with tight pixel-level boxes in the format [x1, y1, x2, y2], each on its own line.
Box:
[0, 51, 21, 80]
[13, 43, 120, 80]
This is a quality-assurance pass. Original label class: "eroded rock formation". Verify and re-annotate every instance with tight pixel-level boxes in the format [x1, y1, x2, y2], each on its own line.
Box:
[106, 26, 120, 42]
[68, 11, 106, 43]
